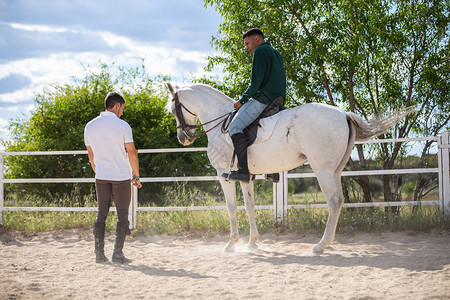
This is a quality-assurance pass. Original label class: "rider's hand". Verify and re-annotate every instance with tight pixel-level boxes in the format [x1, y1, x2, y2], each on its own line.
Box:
[234, 101, 242, 110]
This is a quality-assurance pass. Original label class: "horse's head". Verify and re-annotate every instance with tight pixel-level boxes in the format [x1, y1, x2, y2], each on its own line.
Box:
[166, 83, 199, 146]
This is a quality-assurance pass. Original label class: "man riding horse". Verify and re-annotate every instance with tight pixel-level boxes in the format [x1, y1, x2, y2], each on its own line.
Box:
[222, 28, 287, 183]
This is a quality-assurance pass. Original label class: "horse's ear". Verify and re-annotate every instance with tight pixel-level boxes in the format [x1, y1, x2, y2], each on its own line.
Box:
[166, 83, 176, 97]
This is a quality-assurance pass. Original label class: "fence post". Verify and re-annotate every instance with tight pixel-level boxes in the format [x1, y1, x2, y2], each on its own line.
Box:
[273, 171, 288, 226]
[438, 131, 450, 216]
[0, 154, 4, 225]
[133, 185, 138, 229]
[128, 185, 138, 230]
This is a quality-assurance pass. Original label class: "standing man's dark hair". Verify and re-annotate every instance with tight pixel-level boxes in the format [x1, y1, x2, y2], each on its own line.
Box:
[104, 92, 125, 110]
[85, 92, 142, 264]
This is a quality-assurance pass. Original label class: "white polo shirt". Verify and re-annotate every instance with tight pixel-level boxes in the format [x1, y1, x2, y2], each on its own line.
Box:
[84, 111, 134, 181]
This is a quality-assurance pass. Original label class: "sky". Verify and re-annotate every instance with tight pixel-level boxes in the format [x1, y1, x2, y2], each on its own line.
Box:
[0, 0, 223, 148]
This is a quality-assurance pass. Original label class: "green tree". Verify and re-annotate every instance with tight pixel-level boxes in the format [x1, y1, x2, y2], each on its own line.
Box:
[2, 62, 212, 206]
[203, 0, 449, 205]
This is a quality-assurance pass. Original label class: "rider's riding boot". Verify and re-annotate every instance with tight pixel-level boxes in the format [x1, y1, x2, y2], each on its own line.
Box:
[222, 133, 250, 183]
[112, 221, 132, 263]
[265, 173, 280, 183]
[93, 221, 108, 263]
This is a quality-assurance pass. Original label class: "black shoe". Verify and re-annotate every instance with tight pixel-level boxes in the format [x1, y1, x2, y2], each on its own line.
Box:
[96, 251, 108, 263]
[94, 221, 109, 264]
[112, 251, 132, 263]
[112, 221, 131, 263]
[222, 171, 250, 183]
[265, 173, 280, 183]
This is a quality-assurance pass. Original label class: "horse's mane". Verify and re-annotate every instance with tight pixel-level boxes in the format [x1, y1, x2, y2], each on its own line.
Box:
[165, 83, 234, 113]
[190, 84, 235, 103]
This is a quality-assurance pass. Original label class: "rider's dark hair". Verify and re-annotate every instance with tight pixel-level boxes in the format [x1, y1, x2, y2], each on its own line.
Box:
[104, 92, 125, 110]
[242, 28, 264, 40]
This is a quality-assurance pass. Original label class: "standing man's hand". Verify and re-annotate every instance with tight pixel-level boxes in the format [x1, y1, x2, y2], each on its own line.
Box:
[132, 176, 142, 188]
[234, 101, 243, 110]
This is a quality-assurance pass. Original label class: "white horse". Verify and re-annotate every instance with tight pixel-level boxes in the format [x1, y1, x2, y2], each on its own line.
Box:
[166, 83, 413, 253]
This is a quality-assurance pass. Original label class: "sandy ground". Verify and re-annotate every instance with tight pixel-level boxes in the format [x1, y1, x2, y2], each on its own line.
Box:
[0, 229, 449, 300]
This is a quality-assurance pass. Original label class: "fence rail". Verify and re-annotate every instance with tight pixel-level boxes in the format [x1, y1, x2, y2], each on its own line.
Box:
[1, 133, 449, 228]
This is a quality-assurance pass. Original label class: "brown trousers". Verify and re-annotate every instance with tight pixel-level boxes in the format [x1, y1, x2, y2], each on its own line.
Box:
[94, 179, 131, 225]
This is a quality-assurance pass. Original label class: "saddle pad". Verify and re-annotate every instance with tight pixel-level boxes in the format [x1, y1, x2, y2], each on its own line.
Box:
[251, 113, 279, 145]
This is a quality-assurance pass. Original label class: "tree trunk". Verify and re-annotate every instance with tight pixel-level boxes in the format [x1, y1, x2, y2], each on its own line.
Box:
[356, 145, 372, 202]
[382, 174, 394, 214]
[342, 179, 350, 203]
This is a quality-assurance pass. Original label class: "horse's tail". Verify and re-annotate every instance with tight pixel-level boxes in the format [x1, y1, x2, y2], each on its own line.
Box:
[345, 107, 415, 142]
[335, 118, 356, 174]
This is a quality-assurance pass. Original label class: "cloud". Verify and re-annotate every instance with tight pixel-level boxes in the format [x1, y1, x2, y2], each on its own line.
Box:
[7, 22, 68, 33]
[0, 0, 220, 51]
[0, 23, 127, 63]
[0, 117, 9, 129]
[0, 28, 222, 119]
[0, 25, 220, 87]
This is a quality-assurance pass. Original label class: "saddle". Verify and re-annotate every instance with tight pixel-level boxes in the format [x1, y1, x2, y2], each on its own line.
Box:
[230, 96, 285, 146]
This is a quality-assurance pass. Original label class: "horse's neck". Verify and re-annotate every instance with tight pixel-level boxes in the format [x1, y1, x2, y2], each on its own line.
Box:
[190, 87, 234, 132]
[184, 87, 234, 150]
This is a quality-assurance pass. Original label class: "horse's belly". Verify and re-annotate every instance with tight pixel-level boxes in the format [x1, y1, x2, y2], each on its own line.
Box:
[247, 104, 350, 174]
[248, 135, 307, 174]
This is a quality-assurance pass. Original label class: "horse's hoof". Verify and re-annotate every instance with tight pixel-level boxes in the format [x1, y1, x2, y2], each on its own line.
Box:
[313, 244, 324, 254]
[224, 242, 236, 253]
[247, 242, 258, 251]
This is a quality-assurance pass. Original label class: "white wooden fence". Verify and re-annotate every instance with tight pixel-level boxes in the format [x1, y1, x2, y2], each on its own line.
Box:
[0, 133, 449, 228]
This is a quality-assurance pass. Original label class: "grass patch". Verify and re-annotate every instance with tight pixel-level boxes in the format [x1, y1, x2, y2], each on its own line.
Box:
[2, 205, 448, 235]
[134, 209, 274, 236]
[337, 205, 448, 233]
[1, 211, 116, 232]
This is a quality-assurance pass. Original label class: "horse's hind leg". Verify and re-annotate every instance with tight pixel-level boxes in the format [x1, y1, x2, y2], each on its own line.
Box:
[240, 181, 259, 250]
[219, 177, 239, 252]
[313, 170, 345, 254]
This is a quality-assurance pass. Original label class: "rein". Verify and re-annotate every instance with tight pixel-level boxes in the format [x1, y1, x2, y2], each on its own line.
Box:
[172, 92, 234, 140]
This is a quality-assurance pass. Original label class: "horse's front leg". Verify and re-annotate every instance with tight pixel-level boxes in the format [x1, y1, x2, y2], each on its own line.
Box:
[219, 176, 239, 252]
[240, 180, 259, 250]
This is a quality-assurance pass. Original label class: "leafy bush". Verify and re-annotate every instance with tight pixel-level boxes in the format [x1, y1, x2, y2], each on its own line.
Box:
[2, 62, 213, 206]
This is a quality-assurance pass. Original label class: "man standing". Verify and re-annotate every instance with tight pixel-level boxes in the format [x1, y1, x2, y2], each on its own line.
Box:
[84, 92, 142, 263]
[222, 28, 286, 183]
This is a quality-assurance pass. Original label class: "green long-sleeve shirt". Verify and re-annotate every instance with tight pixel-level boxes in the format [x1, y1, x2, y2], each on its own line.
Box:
[239, 42, 286, 105]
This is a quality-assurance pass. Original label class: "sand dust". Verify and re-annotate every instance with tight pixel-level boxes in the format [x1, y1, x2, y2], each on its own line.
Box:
[1, 229, 449, 299]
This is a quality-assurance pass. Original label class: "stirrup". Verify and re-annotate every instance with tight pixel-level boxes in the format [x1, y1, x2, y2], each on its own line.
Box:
[221, 172, 232, 182]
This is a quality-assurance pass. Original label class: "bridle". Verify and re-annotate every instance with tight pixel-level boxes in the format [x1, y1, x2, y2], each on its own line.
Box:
[172, 92, 234, 141]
